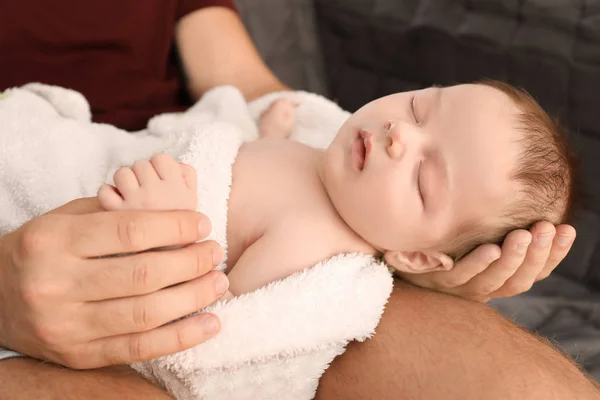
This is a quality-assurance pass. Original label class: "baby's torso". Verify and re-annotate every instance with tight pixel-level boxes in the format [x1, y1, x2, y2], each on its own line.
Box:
[226, 138, 374, 295]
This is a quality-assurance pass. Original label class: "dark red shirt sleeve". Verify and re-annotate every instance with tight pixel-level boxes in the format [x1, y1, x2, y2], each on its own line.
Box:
[178, 0, 237, 20]
[0, 0, 237, 131]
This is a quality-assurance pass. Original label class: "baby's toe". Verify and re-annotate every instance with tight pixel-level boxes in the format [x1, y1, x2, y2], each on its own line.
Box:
[179, 163, 197, 190]
[97, 184, 125, 211]
[151, 153, 180, 180]
[132, 160, 159, 186]
[113, 167, 139, 196]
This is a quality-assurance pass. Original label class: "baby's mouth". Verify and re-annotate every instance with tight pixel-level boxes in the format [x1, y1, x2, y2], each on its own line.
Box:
[352, 129, 372, 172]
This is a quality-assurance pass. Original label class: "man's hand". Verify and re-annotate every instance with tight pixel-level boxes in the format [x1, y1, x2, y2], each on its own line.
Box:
[397, 221, 576, 301]
[0, 198, 229, 369]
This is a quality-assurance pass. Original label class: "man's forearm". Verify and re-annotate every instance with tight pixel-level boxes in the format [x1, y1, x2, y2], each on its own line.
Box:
[176, 7, 291, 102]
[316, 280, 600, 400]
[6, 283, 597, 400]
[0, 358, 171, 400]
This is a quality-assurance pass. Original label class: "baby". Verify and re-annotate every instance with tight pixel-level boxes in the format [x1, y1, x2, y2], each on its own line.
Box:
[97, 80, 575, 296]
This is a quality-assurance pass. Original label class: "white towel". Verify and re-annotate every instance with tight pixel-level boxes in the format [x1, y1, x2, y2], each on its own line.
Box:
[0, 83, 394, 399]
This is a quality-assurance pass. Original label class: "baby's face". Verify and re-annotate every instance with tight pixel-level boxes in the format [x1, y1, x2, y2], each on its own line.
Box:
[321, 84, 523, 258]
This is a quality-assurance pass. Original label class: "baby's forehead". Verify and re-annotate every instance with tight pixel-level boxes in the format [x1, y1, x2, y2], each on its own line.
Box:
[441, 85, 522, 144]
[457, 83, 520, 109]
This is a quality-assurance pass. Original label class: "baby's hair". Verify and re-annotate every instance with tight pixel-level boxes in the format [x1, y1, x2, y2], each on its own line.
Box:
[442, 80, 577, 262]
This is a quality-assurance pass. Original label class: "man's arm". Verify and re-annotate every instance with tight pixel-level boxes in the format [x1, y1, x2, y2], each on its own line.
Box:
[315, 280, 600, 400]
[176, 7, 290, 102]
[0, 359, 171, 400]
[3, 281, 598, 399]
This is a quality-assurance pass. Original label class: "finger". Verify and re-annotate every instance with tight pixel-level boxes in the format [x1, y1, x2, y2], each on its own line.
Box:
[150, 153, 181, 181]
[76, 313, 220, 368]
[76, 240, 222, 301]
[513, 222, 555, 277]
[114, 167, 139, 196]
[68, 210, 212, 257]
[442, 243, 502, 288]
[48, 197, 105, 215]
[97, 184, 124, 211]
[452, 230, 532, 297]
[491, 224, 555, 298]
[397, 243, 501, 290]
[537, 224, 576, 281]
[84, 271, 228, 339]
[132, 160, 158, 186]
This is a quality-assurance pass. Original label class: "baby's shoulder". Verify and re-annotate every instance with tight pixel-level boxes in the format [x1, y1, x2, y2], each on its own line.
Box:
[227, 214, 369, 294]
[269, 213, 357, 263]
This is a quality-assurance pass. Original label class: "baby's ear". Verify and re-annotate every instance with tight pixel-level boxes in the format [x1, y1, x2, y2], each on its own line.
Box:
[384, 250, 454, 274]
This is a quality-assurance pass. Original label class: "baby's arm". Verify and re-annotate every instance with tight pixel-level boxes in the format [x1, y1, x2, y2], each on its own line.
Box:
[226, 227, 332, 296]
[97, 153, 197, 211]
[258, 98, 298, 139]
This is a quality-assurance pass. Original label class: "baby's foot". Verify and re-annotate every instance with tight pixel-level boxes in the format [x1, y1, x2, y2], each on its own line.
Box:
[98, 153, 197, 211]
[258, 98, 299, 139]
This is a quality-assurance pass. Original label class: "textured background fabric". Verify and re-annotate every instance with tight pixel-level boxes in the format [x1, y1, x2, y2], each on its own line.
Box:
[235, 0, 329, 96]
[235, 0, 600, 380]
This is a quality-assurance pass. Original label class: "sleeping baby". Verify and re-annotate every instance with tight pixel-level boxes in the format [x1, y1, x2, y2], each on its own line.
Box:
[0, 79, 574, 399]
[96, 80, 575, 297]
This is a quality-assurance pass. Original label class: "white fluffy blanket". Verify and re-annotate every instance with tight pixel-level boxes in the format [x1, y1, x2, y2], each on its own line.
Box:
[0, 84, 394, 399]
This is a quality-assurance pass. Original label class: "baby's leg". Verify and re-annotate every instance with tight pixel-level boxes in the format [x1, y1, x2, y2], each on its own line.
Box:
[258, 98, 298, 139]
[98, 153, 197, 211]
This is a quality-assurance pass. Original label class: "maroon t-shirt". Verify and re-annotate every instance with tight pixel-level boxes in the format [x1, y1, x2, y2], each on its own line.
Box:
[0, 0, 237, 131]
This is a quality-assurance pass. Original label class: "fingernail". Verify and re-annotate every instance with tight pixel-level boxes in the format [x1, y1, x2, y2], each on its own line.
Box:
[198, 215, 212, 237]
[212, 246, 223, 266]
[536, 234, 553, 247]
[557, 234, 572, 247]
[516, 241, 530, 254]
[202, 315, 219, 335]
[215, 274, 229, 297]
[488, 253, 500, 263]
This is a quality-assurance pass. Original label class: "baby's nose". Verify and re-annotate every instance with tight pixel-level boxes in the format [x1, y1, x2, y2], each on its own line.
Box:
[386, 120, 404, 159]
